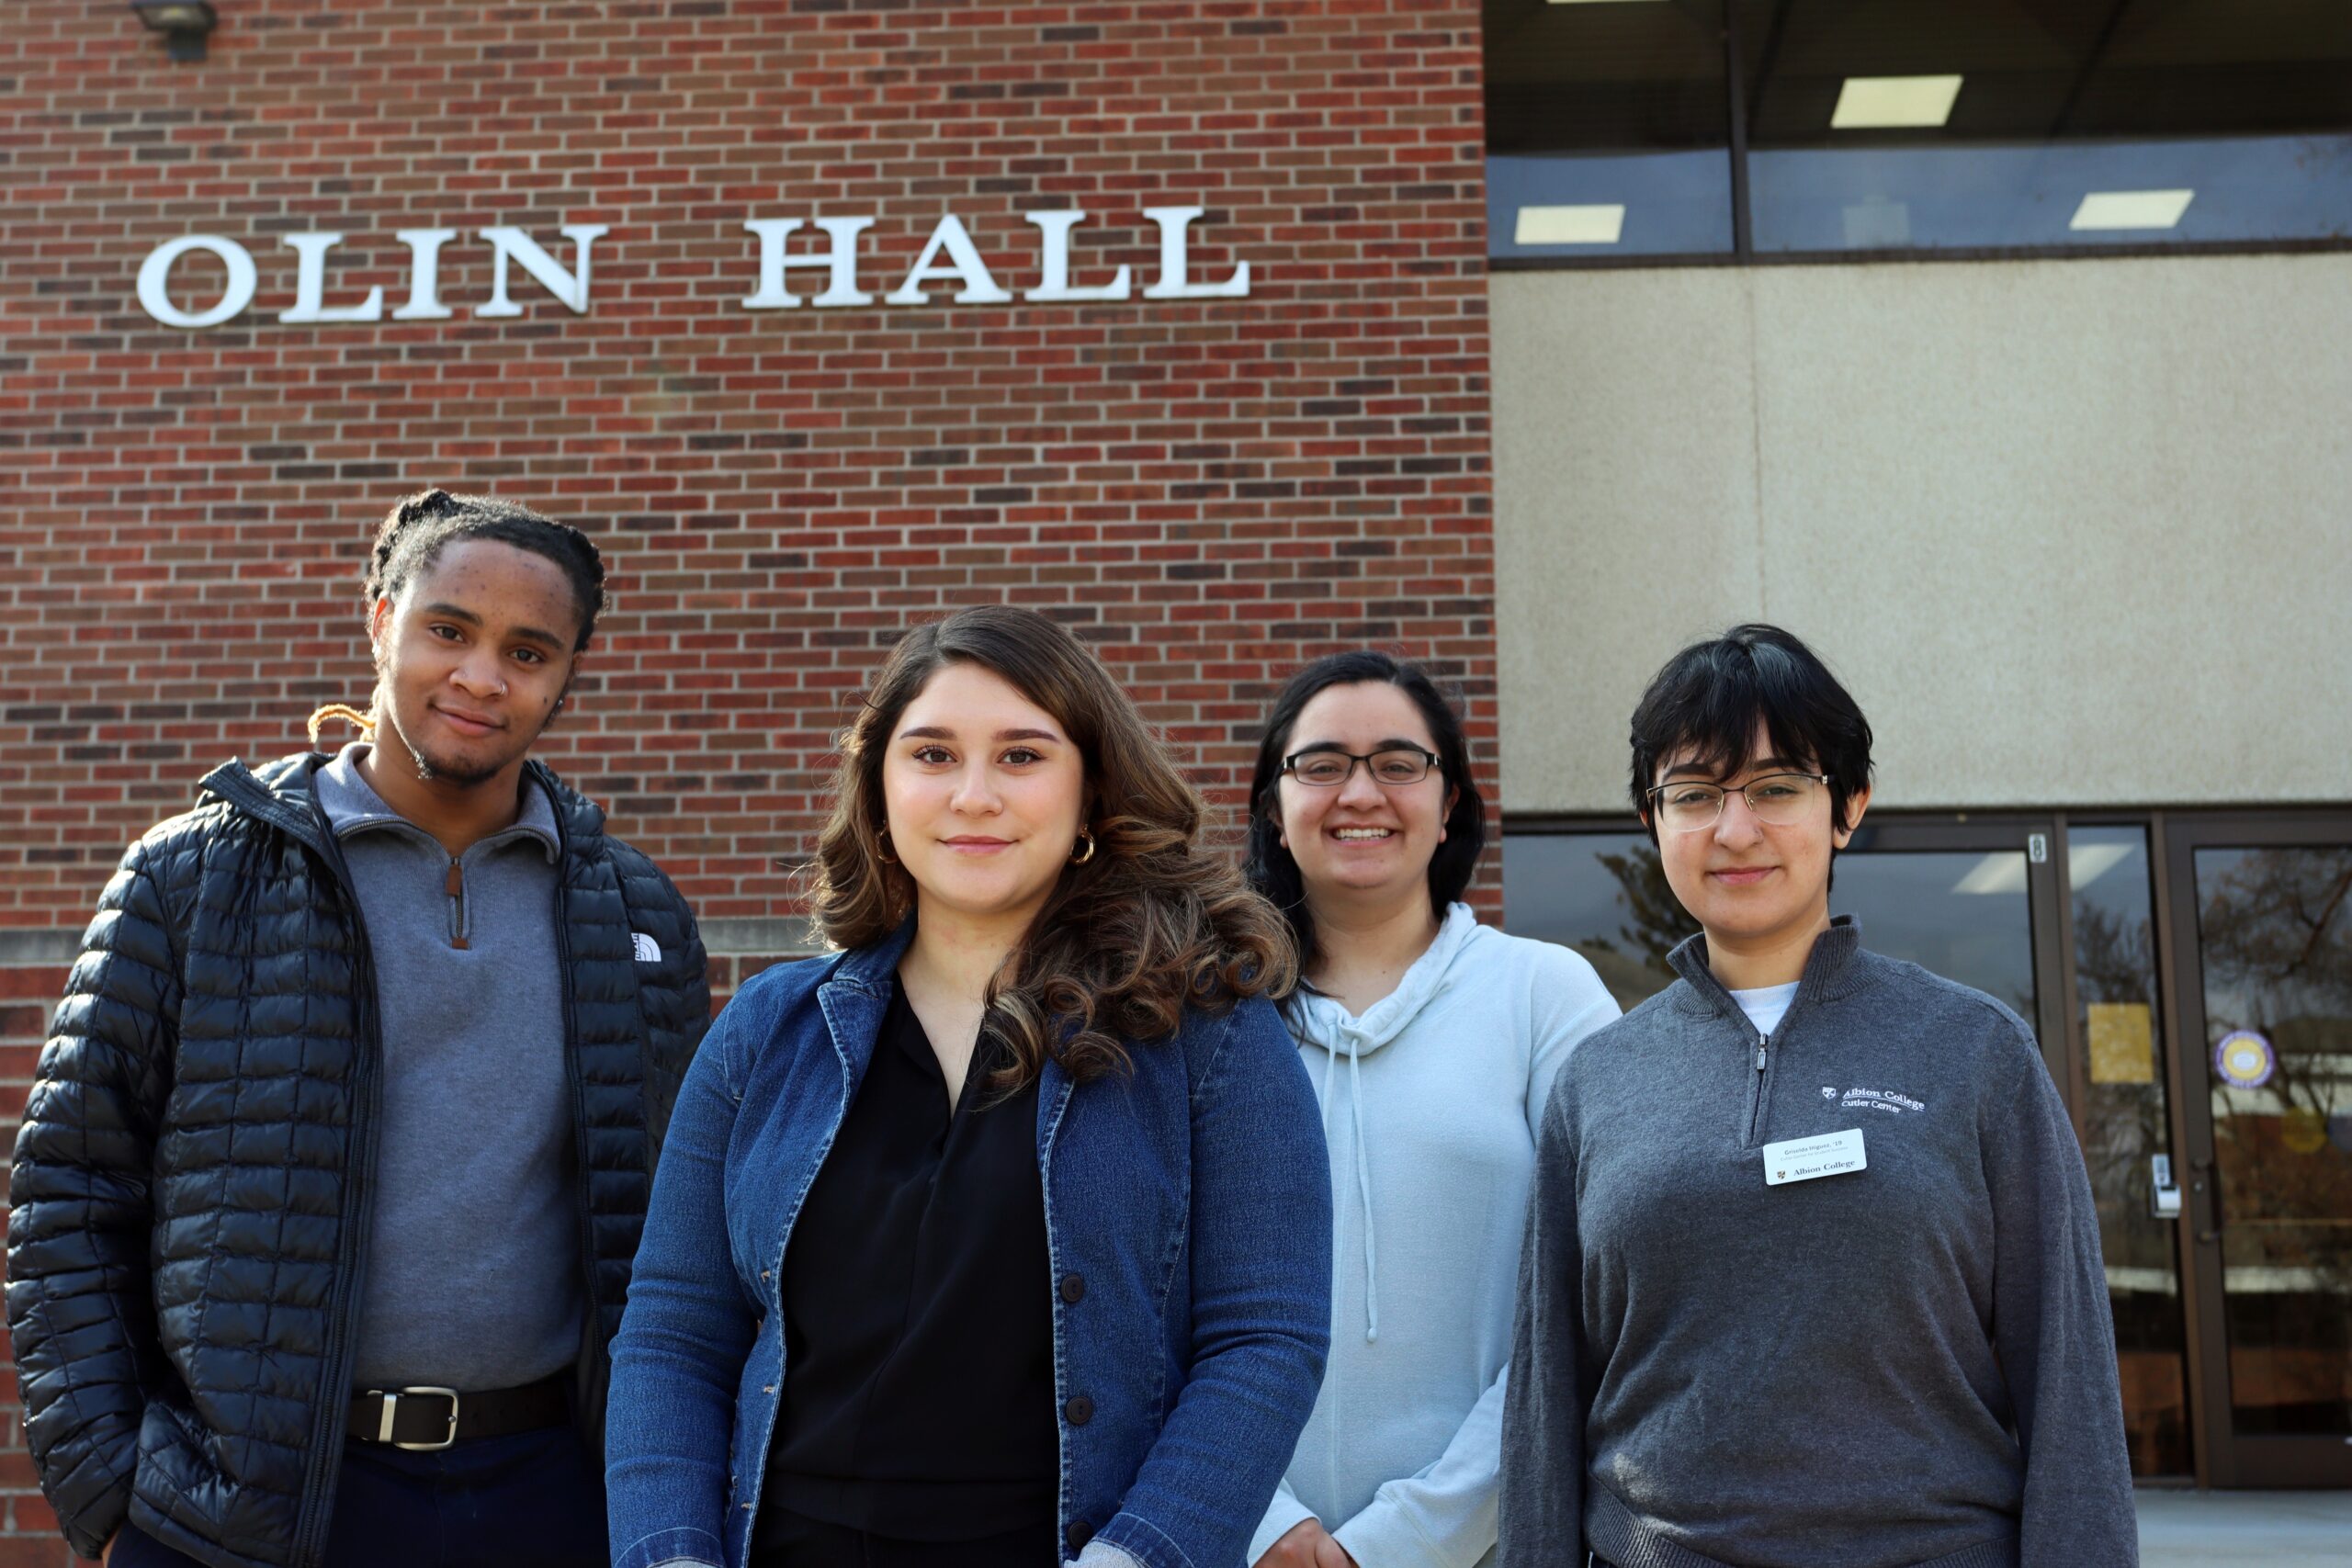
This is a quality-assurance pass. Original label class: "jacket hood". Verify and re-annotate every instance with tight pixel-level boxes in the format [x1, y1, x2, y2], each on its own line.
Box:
[1287, 900, 1483, 1059]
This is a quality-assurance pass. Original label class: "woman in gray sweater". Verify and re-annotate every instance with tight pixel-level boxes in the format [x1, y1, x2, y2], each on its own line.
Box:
[1499, 625, 2138, 1568]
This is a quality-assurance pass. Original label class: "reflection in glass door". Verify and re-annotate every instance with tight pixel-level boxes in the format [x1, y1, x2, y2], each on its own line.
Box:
[1498, 826, 2045, 1023]
[2066, 827, 2191, 1476]
[2171, 825, 2352, 1485]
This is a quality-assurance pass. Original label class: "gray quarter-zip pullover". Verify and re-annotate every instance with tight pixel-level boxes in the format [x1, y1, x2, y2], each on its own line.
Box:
[1499, 919, 2137, 1568]
[313, 743, 584, 1392]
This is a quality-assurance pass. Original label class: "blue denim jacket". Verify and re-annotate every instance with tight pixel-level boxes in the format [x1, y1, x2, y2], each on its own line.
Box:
[605, 922, 1333, 1568]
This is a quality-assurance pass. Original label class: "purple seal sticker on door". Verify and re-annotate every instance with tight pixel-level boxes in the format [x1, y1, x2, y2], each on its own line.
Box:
[2212, 1030, 2276, 1089]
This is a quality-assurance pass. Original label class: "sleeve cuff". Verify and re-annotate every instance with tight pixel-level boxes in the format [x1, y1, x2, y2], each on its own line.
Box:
[1074, 1541, 1148, 1568]
[1335, 1503, 1466, 1568]
[612, 1525, 726, 1568]
[1249, 1493, 1320, 1563]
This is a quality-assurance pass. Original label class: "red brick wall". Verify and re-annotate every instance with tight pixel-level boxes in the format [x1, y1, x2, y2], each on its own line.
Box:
[0, 2, 1492, 1556]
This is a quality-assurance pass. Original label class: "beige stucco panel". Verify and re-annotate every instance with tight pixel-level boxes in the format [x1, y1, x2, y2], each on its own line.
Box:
[1491, 267, 1764, 817]
[1494, 254, 2352, 814]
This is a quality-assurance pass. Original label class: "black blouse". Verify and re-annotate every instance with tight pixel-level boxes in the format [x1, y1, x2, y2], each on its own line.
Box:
[756, 980, 1058, 1544]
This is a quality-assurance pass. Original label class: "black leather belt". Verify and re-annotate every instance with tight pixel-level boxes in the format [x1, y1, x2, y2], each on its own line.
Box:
[347, 1371, 570, 1451]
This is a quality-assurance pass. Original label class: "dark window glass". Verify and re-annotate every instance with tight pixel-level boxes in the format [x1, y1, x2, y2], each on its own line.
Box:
[1738, 0, 2352, 253]
[1502, 829, 1692, 1011]
[2190, 843, 2352, 1440]
[1830, 847, 2039, 1025]
[1500, 830, 2037, 1021]
[2071, 826, 2192, 1476]
[1485, 0, 1736, 260]
[1484, 2, 2352, 262]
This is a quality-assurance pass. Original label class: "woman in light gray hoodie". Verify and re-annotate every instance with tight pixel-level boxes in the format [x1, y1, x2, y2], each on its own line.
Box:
[1244, 652, 1620, 1568]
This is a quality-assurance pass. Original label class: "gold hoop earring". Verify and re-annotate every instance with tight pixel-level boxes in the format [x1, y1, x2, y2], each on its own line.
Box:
[876, 828, 898, 866]
[1069, 829, 1096, 865]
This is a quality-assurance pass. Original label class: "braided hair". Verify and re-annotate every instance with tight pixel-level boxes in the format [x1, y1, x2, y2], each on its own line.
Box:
[310, 488, 609, 744]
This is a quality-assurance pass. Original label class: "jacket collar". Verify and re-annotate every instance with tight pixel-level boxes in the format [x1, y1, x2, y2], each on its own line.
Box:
[198, 752, 336, 855]
[199, 750, 602, 861]
[313, 743, 562, 863]
[824, 916, 920, 996]
[814, 918, 1074, 1156]
[1669, 916, 1865, 1023]
[810, 919, 920, 1139]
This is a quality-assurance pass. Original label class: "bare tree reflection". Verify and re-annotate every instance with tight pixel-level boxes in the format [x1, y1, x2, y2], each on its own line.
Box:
[2076, 899, 2174, 1266]
[1570, 844, 1699, 1010]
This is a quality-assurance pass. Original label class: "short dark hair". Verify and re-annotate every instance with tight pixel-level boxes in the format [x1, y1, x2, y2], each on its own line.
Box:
[364, 488, 609, 651]
[1628, 624, 1873, 842]
[1245, 650, 1488, 966]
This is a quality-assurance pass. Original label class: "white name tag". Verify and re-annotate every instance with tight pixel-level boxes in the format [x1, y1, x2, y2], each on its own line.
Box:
[1763, 1127, 1868, 1187]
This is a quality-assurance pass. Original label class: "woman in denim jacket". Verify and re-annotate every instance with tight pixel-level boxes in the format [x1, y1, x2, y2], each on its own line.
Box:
[606, 605, 1333, 1568]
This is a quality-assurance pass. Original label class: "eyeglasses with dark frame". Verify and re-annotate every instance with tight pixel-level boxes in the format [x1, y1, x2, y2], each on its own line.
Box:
[1644, 772, 1831, 832]
[1283, 745, 1442, 788]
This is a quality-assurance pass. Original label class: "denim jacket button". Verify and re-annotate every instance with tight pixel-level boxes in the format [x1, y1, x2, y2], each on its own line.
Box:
[1059, 1271, 1086, 1304]
[1065, 1520, 1095, 1551]
[1064, 1394, 1094, 1426]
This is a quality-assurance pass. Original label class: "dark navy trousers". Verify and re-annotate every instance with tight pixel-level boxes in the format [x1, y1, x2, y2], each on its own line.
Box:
[752, 1506, 1058, 1566]
[109, 1427, 605, 1568]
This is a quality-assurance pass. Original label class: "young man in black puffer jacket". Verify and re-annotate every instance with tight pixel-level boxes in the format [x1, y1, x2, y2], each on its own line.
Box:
[7, 491, 711, 1568]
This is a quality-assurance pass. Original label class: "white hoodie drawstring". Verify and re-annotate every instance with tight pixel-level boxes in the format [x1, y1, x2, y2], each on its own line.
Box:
[1348, 1040, 1377, 1344]
[1314, 1037, 1345, 1508]
[1317, 1037, 1340, 1140]
[1314, 1032, 1379, 1344]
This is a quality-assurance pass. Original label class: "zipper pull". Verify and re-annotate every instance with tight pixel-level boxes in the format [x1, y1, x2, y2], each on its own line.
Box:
[445, 856, 469, 951]
[1755, 1035, 1768, 1072]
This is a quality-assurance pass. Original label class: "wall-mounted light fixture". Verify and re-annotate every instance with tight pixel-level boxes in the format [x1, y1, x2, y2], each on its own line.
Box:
[130, 1, 219, 63]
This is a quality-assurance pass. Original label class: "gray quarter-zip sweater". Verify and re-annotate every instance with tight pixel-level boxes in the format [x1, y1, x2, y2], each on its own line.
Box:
[313, 744, 584, 1392]
[1498, 919, 2137, 1568]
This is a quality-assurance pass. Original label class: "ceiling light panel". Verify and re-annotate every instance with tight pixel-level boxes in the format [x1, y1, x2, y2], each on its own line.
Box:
[2070, 189, 2196, 231]
[1952, 852, 2029, 897]
[1831, 74, 1964, 130]
[2065, 841, 2136, 888]
[1514, 205, 1627, 244]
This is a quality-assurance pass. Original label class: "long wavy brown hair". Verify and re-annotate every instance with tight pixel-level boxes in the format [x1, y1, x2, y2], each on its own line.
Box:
[808, 605, 1297, 1089]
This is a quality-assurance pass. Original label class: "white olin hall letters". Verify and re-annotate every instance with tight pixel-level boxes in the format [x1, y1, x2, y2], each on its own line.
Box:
[135, 209, 1250, 329]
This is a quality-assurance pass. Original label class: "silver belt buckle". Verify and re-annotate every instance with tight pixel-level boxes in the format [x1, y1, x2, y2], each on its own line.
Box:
[374, 1386, 460, 1451]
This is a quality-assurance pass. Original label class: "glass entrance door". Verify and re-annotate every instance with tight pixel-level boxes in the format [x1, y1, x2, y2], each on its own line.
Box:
[2064, 825, 2193, 1477]
[2165, 816, 2352, 1486]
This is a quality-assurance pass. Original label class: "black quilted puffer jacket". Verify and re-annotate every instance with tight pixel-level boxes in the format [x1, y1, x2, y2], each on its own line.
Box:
[6, 753, 710, 1568]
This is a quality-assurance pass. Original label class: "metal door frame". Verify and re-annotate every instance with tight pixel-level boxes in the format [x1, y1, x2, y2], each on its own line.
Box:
[1841, 814, 2073, 1096]
[2158, 810, 2352, 1488]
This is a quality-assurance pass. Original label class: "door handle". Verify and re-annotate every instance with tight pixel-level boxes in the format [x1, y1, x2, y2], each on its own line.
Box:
[2185, 1152, 2220, 1244]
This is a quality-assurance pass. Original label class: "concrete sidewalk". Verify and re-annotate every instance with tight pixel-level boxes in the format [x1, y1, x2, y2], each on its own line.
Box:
[2136, 1488, 2352, 1567]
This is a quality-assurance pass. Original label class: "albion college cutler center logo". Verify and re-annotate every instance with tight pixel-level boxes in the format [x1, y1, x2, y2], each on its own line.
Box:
[133, 209, 1251, 329]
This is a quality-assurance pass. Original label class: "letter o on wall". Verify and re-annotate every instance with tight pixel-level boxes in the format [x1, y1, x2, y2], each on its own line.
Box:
[137, 235, 259, 329]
